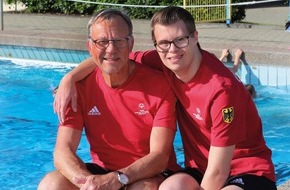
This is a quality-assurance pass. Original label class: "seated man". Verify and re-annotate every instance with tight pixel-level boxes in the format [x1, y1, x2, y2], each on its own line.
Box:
[38, 9, 179, 190]
[53, 6, 276, 190]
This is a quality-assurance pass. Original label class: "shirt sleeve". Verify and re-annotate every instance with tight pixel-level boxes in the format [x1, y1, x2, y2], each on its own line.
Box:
[59, 87, 84, 131]
[129, 50, 163, 71]
[210, 84, 246, 147]
[153, 80, 177, 131]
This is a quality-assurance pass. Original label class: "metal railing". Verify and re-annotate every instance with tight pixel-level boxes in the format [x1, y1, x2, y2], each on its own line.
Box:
[183, 0, 230, 23]
[0, 0, 287, 31]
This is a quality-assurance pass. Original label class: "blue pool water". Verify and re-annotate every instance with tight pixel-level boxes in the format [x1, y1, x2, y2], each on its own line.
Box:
[0, 58, 289, 189]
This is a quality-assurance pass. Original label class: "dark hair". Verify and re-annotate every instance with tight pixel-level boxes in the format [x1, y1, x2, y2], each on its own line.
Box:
[244, 84, 256, 97]
[87, 9, 133, 39]
[150, 6, 196, 42]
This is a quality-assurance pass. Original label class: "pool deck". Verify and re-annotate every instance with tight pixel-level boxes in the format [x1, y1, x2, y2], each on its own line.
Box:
[0, 5, 290, 66]
[0, 4, 290, 189]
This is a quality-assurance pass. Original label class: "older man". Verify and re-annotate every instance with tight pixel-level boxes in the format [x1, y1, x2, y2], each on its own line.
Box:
[38, 9, 179, 190]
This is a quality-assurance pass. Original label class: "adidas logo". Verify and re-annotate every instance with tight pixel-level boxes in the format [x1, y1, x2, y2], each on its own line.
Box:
[88, 106, 101, 115]
[230, 178, 244, 185]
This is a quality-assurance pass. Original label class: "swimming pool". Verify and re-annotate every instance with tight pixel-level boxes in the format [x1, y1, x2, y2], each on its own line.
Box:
[0, 58, 289, 189]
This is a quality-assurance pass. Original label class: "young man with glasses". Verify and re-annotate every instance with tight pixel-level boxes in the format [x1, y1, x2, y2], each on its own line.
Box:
[38, 9, 180, 190]
[54, 6, 277, 190]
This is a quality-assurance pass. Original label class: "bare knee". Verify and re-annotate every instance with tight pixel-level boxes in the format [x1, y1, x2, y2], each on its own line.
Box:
[127, 176, 164, 190]
[159, 173, 199, 190]
[221, 185, 243, 190]
[38, 171, 77, 190]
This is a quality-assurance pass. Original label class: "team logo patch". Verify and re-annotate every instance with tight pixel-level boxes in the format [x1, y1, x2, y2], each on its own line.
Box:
[222, 107, 234, 123]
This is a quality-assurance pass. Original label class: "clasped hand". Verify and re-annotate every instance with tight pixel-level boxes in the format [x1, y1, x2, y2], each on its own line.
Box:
[73, 173, 120, 190]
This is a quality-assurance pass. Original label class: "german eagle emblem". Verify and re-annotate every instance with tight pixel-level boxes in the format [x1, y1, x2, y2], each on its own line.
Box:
[222, 107, 234, 123]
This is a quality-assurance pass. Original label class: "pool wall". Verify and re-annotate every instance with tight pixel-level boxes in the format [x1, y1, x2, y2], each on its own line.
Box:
[239, 63, 290, 88]
[0, 45, 89, 64]
[1, 44, 290, 90]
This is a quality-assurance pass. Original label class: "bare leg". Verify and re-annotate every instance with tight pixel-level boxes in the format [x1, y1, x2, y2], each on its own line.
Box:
[232, 49, 243, 73]
[159, 173, 199, 190]
[127, 175, 165, 190]
[38, 171, 79, 190]
[222, 185, 243, 190]
[219, 49, 230, 62]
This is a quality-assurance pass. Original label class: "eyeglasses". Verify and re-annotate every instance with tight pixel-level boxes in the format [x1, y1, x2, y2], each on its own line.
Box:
[154, 34, 192, 53]
[90, 36, 130, 50]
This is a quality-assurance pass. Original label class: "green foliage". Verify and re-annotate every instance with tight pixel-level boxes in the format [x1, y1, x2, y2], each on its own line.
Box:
[4, 0, 98, 14]
[185, 0, 246, 23]
[92, 0, 125, 11]
[4, 0, 251, 22]
[231, 0, 246, 22]
[124, 0, 158, 19]
[123, 0, 182, 19]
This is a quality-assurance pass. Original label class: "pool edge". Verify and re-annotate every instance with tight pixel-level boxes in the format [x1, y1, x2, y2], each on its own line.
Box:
[278, 180, 290, 190]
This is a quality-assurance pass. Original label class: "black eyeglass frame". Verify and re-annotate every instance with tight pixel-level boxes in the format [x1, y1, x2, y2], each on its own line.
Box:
[90, 36, 131, 50]
[154, 33, 193, 53]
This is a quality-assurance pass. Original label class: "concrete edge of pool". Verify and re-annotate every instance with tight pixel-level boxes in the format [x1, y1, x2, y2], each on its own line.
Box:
[0, 10, 289, 66]
[278, 181, 290, 190]
[1, 44, 290, 89]
[0, 6, 289, 189]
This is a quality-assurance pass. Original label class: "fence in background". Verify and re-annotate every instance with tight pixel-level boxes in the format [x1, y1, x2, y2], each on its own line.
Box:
[67, 0, 283, 24]
[183, 0, 230, 23]
[0, 0, 27, 30]
[0, 0, 286, 31]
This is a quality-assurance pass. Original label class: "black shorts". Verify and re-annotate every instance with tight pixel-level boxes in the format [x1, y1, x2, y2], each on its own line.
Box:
[224, 174, 277, 190]
[180, 167, 203, 184]
[85, 163, 175, 178]
[180, 168, 277, 190]
[85, 163, 110, 174]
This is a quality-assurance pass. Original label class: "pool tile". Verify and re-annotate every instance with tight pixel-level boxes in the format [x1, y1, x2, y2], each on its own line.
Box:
[1, 44, 290, 89]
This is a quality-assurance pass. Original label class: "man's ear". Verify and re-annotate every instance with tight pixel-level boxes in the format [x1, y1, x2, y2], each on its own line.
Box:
[193, 30, 198, 41]
[129, 36, 134, 52]
[86, 40, 93, 56]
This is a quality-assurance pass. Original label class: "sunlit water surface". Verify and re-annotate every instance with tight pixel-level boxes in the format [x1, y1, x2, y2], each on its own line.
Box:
[0, 58, 289, 189]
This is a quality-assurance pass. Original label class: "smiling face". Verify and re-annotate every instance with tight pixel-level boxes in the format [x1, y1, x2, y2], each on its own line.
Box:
[153, 20, 201, 81]
[87, 14, 134, 81]
[154, 20, 197, 70]
[151, 6, 202, 82]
